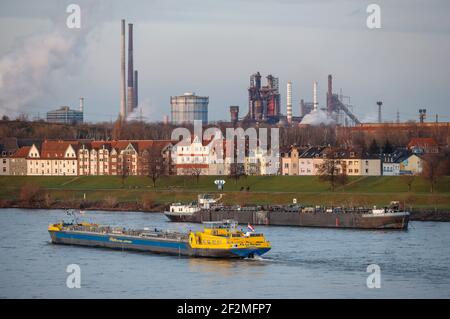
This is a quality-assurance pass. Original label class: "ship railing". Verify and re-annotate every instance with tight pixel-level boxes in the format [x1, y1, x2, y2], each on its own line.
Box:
[65, 225, 189, 240]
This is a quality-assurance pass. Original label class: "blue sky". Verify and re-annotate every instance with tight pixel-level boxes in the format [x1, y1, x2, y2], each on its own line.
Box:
[0, 0, 449, 123]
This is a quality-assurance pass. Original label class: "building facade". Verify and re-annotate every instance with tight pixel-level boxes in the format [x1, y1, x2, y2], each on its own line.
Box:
[9, 146, 30, 176]
[27, 141, 78, 176]
[47, 106, 83, 124]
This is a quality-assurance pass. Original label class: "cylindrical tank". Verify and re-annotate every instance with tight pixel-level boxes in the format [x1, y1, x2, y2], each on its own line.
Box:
[170, 93, 209, 125]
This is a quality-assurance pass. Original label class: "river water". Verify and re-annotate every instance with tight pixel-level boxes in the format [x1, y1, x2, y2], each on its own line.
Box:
[0, 208, 449, 298]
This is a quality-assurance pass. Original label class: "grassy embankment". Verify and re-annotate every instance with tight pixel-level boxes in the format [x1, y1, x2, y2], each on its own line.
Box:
[0, 175, 449, 210]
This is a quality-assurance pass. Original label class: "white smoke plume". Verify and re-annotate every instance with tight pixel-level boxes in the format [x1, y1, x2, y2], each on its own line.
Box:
[0, 32, 76, 111]
[0, 1, 106, 115]
[300, 108, 335, 126]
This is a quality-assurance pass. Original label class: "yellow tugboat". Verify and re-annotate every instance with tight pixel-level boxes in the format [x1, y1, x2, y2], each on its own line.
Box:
[49, 218, 271, 258]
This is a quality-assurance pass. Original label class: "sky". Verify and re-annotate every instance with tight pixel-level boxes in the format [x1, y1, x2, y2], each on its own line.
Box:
[0, 0, 449, 123]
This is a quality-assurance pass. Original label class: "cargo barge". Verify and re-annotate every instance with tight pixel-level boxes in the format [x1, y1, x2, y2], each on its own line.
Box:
[164, 194, 410, 230]
[48, 218, 271, 258]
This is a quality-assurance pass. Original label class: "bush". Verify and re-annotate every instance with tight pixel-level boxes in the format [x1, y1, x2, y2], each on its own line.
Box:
[142, 193, 154, 210]
[19, 184, 43, 204]
[103, 196, 118, 208]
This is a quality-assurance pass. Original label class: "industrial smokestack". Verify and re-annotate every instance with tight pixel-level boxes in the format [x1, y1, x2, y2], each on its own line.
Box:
[134, 70, 138, 110]
[230, 106, 239, 124]
[286, 82, 292, 124]
[327, 74, 333, 114]
[127, 23, 134, 115]
[313, 81, 318, 111]
[79, 97, 84, 113]
[120, 19, 126, 120]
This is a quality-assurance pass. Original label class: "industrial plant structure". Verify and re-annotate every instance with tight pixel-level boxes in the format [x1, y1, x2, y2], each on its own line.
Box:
[46, 97, 84, 125]
[170, 92, 209, 125]
[325, 74, 360, 125]
[119, 19, 139, 121]
[47, 106, 83, 125]
[246, 72, 281, 123]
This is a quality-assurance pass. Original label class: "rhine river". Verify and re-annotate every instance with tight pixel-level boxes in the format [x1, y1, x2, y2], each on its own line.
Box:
[0, 208, 449, 298]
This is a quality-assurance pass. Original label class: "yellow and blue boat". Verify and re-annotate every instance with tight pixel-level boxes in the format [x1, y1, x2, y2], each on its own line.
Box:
[48, 219, 271, 258]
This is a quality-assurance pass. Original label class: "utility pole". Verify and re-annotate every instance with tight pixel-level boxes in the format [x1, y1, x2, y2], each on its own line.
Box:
[419, 109, 426, 123]
[376, 101, 383, 123]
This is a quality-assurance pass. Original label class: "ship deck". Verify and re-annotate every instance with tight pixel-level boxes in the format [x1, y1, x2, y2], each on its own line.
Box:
[62, 225, 189, 242]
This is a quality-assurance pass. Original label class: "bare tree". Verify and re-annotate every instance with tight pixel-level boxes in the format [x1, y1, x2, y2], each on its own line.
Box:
[143, 147, 166, 188]
[120, 155, 128, 188]
[190, 167, 203, 184]
[421, 154, 445, 193]
[401, 175, 415, 192]
[229, 163, 245, 184]
[317, 152, 347, 191]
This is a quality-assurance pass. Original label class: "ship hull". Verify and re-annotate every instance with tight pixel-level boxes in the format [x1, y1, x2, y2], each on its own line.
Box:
[49, 230, 268, 258]
[165, 210, 409, 230]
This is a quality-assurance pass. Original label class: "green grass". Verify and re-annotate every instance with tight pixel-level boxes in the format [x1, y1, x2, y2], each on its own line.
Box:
[1, 175, 449, 193]
[1, 175, 449, 209]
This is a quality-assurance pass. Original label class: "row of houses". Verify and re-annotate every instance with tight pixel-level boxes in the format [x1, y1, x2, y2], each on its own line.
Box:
[0, 137, 438, 177]
[281, 146, 423, 176]
[1, 139, 173, 176]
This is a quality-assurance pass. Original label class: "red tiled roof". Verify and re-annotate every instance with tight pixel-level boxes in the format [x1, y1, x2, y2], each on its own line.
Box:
[407, 138, 438, 148]
[11, 146, 31, 158]
[87, 140, 174, 153]
[41, 140, 78, 158]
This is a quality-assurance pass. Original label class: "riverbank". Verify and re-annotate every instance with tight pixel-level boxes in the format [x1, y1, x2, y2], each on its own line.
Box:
[1, 175, 449, 221]
[1, 196, 449, 222]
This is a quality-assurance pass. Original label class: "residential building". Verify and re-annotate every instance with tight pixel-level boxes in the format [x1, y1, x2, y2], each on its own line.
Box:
[400, 153, 423, 175]
[27, 140, 78, 176]
[281, 146, 300, 176]
[172, 135, 211, 175]
[137, 140, 174, 176]
[9, 146, 30, 176]
[0, 138, 19, 175]
[407, 137, 439, 154]
[245, 146, 279, 175]
[382, 150, 410, 176]
[299, 147, 325, 176]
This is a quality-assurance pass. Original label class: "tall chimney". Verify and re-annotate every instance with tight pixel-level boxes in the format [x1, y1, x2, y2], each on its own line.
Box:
[286, 81, 292, 124]
[313, 81, 318, 111]
[134, 70, 138, 110]
[230, 106, 239, 124]
[120, 19, 126, 120]
[79, 97, 84, 113]
[327, 74, 333, 114]
[127, 23, 134, 115]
